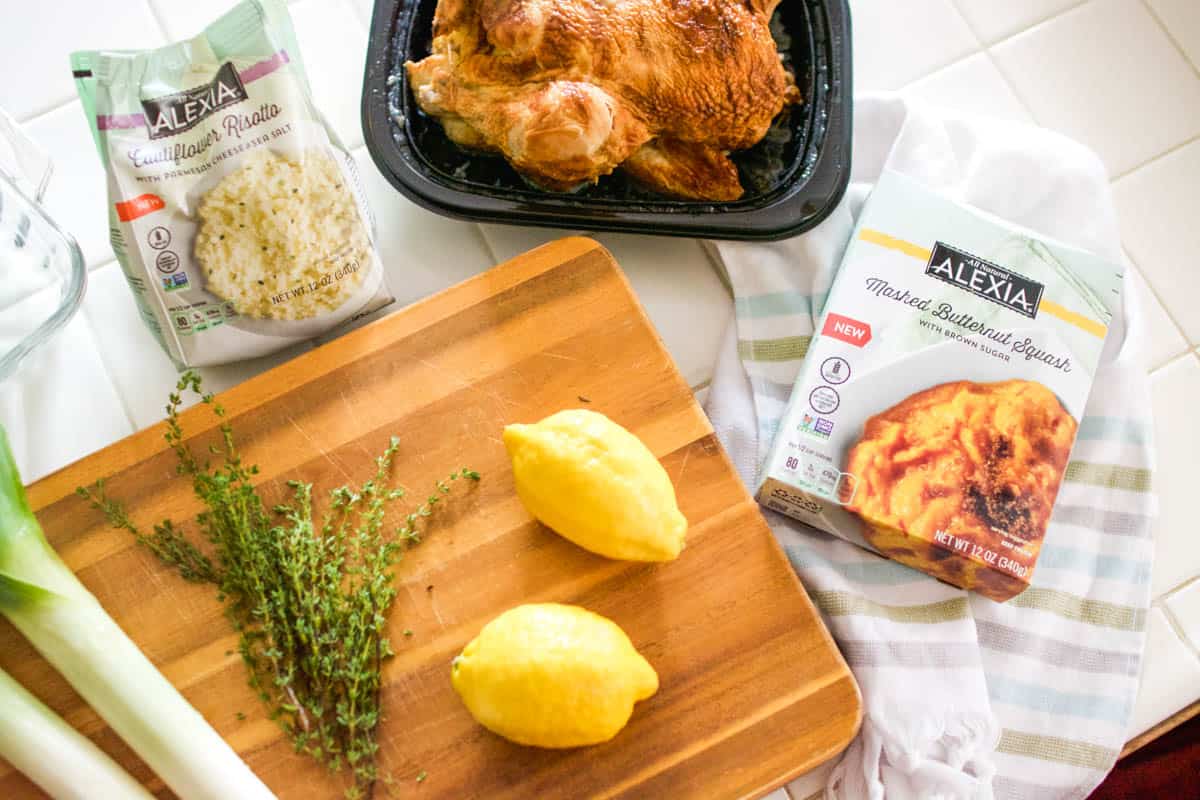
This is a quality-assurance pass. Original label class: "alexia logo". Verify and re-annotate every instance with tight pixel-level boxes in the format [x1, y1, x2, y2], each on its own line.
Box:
[141, 62, 247, 140]
[925, 242, 1044, 319]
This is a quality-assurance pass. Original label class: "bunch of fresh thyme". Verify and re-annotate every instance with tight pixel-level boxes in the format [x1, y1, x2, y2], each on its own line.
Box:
[79, 372, 478, 798]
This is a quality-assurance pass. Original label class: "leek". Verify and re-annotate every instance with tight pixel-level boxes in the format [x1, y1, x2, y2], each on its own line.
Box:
[0, 426, 275, 800]
[0, 666, 152, 799]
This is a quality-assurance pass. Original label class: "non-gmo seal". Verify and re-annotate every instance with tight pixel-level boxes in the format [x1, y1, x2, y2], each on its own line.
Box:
[809, 385, 840, 415]
[155, 250, 180, 274]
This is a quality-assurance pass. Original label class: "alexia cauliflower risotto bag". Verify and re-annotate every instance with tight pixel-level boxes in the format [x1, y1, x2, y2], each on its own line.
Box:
[71, 0, 392, 367]
[758, 171, 1122, 601]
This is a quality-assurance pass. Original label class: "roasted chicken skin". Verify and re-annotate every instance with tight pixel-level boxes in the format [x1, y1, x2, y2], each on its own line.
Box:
[406, 0, 800, 200]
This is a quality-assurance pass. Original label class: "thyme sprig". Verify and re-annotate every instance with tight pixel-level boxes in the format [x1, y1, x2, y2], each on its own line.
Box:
[79, 372, 478, 798]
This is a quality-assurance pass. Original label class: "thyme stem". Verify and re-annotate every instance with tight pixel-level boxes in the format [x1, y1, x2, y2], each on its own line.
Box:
[79, 373, 478, 797]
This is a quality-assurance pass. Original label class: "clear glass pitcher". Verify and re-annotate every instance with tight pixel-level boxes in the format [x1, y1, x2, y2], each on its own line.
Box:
[0, 107, 86, 382]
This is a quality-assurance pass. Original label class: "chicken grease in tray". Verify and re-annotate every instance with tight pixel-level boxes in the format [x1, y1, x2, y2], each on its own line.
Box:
[405, 0, 801, 201]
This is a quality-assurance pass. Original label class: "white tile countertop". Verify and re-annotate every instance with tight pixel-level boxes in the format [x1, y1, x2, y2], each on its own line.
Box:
[2, 0, 1199, 797]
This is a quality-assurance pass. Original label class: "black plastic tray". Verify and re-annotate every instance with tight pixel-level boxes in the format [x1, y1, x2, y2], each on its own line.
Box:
[361, 0, 853, 242]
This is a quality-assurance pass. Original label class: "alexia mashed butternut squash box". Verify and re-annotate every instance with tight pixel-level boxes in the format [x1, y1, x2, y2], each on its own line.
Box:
[758, 171, 1122, 601]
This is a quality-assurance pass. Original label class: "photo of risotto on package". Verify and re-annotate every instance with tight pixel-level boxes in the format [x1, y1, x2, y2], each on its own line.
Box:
[71, 0, 392, 367]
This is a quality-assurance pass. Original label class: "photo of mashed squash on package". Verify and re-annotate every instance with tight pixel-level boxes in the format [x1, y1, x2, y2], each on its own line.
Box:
[757, 170, 1122, 602]
[71, 0, 392, 367]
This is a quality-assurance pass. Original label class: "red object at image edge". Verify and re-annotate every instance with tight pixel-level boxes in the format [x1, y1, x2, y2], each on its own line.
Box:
[1088, 715, 1200, 798]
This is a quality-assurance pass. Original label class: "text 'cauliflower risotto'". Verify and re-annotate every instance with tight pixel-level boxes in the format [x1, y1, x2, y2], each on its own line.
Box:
[195, 150, 370, 320]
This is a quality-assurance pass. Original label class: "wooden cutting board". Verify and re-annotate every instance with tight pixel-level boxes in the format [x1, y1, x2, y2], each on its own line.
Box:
[0, 237, 860, 799]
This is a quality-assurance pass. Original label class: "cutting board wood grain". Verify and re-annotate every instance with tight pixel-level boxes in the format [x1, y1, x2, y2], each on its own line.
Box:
[0, 237, 860, 799]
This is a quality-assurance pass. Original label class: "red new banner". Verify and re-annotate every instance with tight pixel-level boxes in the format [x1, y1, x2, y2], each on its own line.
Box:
[115, 193, 165, 222]
[821, 313, 872, 347]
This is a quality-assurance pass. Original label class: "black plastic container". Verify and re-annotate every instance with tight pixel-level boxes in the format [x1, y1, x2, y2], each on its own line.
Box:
[361, 0, 853, 242]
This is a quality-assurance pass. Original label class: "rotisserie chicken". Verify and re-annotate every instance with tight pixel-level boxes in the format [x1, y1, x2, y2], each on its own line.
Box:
[406, 0, 800, 201]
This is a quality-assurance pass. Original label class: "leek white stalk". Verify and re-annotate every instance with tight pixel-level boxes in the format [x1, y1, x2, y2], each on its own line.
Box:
[0, 428, 275, 800]
[0, 666, 153, 799]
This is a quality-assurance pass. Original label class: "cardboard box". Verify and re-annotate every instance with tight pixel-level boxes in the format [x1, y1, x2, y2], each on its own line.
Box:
[757, 171, 1122, 601]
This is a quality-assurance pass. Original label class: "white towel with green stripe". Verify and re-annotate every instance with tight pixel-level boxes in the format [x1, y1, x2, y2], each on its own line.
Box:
[705, 96, 1156, 800]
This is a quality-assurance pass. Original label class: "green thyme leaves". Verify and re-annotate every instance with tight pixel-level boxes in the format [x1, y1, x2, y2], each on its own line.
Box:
[79, 372, 478, 798]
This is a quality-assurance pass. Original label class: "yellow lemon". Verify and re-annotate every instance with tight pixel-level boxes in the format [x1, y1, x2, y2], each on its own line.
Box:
[451, 603, 658, 748]
[503, 409, 687, 561]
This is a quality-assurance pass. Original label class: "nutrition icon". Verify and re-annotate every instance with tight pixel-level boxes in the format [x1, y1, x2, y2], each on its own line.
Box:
[147, 226, 171, 250]
[820, 356, 851, 385]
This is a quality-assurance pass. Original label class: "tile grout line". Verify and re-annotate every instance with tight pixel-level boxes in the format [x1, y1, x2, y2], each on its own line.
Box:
[699, 240, 734, 296]
[971, 0, 1199, 178]
[946, 0, 984, 44]
[1119, 252, 1196, 366]
[942, 1, 984, 59]
[966, 0, 1092, 50]
[1111, 133, 1200, 182]
[1157, 595, 1200, 665]
[1149, 345, 1196, 374]
[900, 44, 985, 94]
[984, 38, 1052, 132]
[351, 138, 500, 273]
[944, 0, 986, 48]
[898, 26, 1198, 361]
[859, 0, 983, 91]
[977, 46, 1037, 118]
[358, 137, 503, 273]
[1141, 0, 1200, 80]
[1160, 574, 1200, 605]
[1151, 349, 1200, 376]
[980, 8, 1200, 356]
[960, 0, 1096, 146]
[15, 96, 77, 127]
[471, 223, 500, 265]
[1104, 1, 1200, 352]
[1104, 0, 1200, 182]
[74, 284, 141, 435]
[142, 0, 173, 42]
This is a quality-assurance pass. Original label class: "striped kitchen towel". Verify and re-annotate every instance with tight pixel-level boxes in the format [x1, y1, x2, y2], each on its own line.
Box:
[705, 96, 1156, 800]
